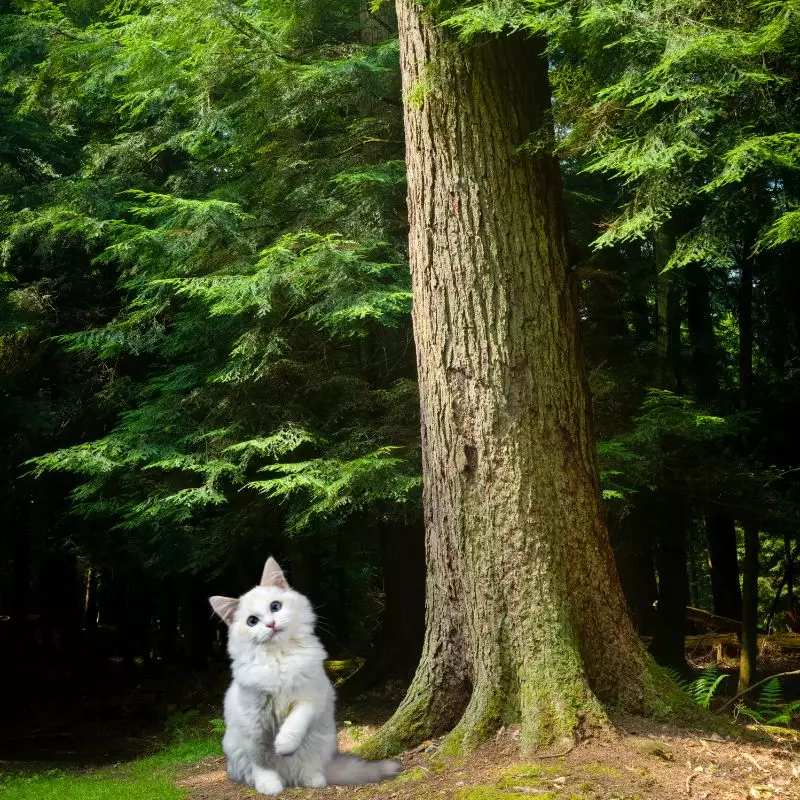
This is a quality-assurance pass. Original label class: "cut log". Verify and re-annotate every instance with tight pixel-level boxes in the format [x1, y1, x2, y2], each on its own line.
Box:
[685, 605, 741, 633]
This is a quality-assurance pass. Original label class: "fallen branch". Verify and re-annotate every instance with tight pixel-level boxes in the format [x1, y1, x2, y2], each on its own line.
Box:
[715, 669, 800, 714]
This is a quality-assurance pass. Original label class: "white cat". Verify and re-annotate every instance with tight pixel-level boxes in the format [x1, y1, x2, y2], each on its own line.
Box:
[209, 557, 401, 796]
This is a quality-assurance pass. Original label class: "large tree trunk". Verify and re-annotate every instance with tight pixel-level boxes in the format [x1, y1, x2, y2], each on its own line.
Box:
[367, 10, 670, 755]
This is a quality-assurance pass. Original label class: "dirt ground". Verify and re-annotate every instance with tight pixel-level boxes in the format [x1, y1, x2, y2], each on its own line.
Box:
[176, 715, 800, 800]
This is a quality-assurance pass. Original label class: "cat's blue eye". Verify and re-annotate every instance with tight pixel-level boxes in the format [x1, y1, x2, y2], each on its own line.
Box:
[270, 601, 282, 613]
[246, 615, 259, 627]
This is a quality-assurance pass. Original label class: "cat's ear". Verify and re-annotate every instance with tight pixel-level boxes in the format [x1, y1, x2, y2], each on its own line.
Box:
[260, 556, 290, 589]
[209, 596, 239, 625]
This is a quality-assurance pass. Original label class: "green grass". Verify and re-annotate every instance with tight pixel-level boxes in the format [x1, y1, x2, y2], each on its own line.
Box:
[0, 730, 222, 800]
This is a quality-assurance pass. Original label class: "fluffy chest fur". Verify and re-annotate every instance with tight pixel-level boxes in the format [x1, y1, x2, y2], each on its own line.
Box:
[228, 640, 333, 728]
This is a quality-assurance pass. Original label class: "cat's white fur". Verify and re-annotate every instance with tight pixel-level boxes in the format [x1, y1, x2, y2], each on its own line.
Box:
[209, 557, 401, 796]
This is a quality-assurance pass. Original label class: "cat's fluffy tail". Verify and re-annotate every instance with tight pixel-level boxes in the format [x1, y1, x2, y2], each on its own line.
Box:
[324, 753, 402, 785]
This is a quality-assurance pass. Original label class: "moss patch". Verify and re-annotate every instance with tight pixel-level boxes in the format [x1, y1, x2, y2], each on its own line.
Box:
[494, 762, 567, 790]
[638, 741, 674, 761]
[583, 762, 624, 778]
[496, 764, 540, 787]
[455, 789, 558, 800]
[392, 767, 428, 784]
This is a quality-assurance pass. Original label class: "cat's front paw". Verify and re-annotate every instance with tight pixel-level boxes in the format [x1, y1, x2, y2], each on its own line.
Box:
[274, 731, 301, 757]
[252, 767, 284, 796]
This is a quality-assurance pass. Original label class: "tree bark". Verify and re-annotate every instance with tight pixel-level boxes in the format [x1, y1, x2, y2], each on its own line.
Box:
[368, 10, 669, 755]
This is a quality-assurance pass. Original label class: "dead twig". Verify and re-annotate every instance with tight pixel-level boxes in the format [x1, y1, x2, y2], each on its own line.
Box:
[537, 741, 576, 759]
[715, 669, 800, 714]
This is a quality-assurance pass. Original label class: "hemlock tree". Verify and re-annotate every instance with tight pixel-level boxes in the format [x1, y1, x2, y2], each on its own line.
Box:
[366, 5, 677, 754]
[6, 0, 423, 663]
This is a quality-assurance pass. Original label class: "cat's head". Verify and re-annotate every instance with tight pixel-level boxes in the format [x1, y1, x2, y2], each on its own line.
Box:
[209, 557, 315, 652]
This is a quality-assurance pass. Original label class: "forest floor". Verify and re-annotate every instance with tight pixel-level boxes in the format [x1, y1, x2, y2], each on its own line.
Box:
[177, 713, 800, 800]
[4, 664, 800, 800]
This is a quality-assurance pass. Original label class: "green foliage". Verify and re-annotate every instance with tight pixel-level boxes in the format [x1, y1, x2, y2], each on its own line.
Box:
[563, 0, 800, 260]
[690, 667, 729, 710]
[667, 670, 800, 728]
[662, 666, 728, 709]
[737, 678, 800, 727]
[599, 390, 753, 504]
[248, 446, 421, 534]
[0, 719, 221, 800]
[4, 0, 417, 584]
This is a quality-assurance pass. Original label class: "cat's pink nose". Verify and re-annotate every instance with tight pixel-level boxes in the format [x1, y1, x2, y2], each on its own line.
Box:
[266, 621, 276, 629]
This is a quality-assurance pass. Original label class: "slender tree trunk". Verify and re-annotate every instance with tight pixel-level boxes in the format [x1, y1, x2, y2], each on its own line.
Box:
[84, 566, 98, 631]
[739, 260, 754, 417]
[180, 578, 214, 667]
[686, 262, 716, 405]
[786, 532, 794, 615]
[157, 578, 178, 662]
[368, 10, 670, 756]
[608, 508, 658, 635]
[739, 522, 759, 692]
[738, 259, 758, 692]
[378, 519, 424, 671]
[649, 499, 689, 671]
[360, 0, 394, 46]
[706, 514, 742, 621]
[650, 228, 691, 665]
[631, 292, 652, 344]
[764, 545, 799, 632]
[10, 515, 30, 648]
[687, 531, 701, 607]
[655, 228, 682, 394]
[342, 518, 425, 696]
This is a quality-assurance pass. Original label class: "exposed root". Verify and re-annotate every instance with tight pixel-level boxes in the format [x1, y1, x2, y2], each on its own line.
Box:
[441, 681, 505, 755]
[360, 672, 462, 758]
